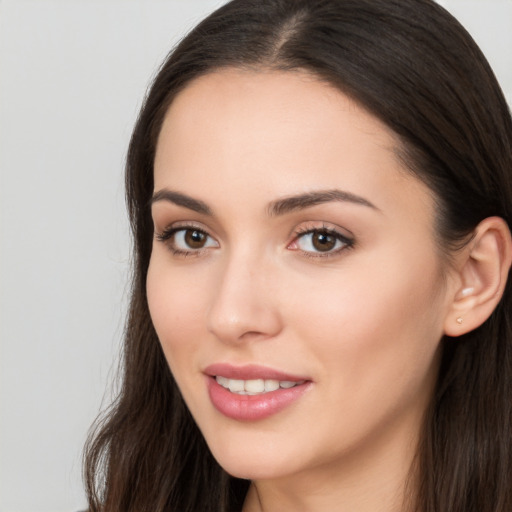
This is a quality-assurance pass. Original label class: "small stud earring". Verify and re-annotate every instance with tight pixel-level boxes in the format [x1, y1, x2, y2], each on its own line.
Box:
[456, 317, 463, 324]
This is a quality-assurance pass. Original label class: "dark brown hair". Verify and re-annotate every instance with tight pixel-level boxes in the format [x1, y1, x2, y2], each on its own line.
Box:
[84, 1, 512, 510]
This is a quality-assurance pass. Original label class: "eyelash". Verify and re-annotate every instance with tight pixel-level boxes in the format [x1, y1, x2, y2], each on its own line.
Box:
[154, 223, 354, 258]
[289, 225, 354, 259]
[155, 224, 216, 257]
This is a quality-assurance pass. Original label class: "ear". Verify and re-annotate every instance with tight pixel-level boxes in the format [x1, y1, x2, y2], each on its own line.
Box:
[444, 216, 512, 337]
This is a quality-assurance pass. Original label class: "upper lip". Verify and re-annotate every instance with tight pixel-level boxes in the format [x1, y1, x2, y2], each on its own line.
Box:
[204, 363, 310, 382]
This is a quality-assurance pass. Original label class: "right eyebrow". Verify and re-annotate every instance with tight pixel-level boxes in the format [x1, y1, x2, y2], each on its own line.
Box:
[150, 189, 212, 216]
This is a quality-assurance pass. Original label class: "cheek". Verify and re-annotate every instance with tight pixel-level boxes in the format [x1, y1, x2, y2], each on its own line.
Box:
[146, 254, 209, 367]
[286, 248, 445, 402]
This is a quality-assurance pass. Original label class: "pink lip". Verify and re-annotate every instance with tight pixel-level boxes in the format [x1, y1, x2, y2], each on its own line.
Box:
[204, 364, 312, 421]
[204, 363, 308, 382]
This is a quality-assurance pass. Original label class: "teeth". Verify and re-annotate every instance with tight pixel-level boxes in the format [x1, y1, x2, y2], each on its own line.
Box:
[215, 376, 304, 395]
[245, 379, 264, 393]
[216, 375, 229, 387]
[227, 379, 244, 393]
[265, 379, 280, 392]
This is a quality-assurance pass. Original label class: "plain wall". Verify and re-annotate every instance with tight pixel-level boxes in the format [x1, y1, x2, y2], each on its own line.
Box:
[1, 1, 511, 511]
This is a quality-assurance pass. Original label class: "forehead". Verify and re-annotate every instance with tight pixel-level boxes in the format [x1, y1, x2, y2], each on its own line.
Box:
[153, 69, 434, 229]
[155, 69, 398, 167]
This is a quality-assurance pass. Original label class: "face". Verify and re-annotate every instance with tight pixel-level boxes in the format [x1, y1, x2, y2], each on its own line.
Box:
[147, 69, 455, 484]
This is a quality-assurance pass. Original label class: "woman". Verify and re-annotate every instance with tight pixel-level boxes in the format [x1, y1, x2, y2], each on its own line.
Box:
[84, 0, 512, 510]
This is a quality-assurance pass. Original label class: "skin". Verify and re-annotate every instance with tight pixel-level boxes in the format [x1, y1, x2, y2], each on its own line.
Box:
[147, 69, 461, 512]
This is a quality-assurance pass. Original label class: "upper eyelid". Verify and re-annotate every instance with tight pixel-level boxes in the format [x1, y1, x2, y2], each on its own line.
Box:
[294, 225, 348, 236]
[292, 227, 354, 245]
[155, 220, 212, 234]
[154, 221, 206, 241]
[290, 221, 354, 239]
[155, 225, 219, 255]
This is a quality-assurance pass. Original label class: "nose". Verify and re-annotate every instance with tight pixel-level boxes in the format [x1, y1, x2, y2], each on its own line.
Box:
[206, 252, 283, 345]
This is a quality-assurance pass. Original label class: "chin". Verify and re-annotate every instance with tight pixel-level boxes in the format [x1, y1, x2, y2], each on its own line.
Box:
[218, 457, 291, 481]
[205, 433, 300, 481]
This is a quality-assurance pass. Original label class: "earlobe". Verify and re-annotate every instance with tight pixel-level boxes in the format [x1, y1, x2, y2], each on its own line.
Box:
[444, 217, 512, 337]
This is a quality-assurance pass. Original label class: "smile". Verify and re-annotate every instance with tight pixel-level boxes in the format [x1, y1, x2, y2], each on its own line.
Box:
[215, 376, 306, 395]
[204, 364, 312, 421]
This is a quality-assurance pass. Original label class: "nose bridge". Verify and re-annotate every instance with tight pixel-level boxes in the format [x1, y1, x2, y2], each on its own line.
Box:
[206, 245, 281, 343]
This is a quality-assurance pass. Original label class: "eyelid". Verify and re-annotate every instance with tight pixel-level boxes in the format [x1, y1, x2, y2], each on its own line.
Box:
[154, 220, 353, 258]
[155, 218, 212, 236]
[287, 222, 355, 257]
[155, 222, 219, 256]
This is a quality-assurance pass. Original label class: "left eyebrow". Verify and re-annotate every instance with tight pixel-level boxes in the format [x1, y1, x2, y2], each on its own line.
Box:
[267, 189, 379, 216]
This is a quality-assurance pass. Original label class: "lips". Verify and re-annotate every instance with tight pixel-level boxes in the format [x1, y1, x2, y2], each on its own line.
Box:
[204, 363, 312, 421]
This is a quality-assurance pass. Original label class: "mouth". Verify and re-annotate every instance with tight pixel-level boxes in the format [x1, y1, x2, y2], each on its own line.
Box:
[215, 376, 306, 395]
[204, 364, 312, 421]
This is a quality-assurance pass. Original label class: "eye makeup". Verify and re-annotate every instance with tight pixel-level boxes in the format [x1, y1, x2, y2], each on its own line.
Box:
[288, 225, 354, 258]
[154, 219, 355, 260]
[155, 223, 219, 257]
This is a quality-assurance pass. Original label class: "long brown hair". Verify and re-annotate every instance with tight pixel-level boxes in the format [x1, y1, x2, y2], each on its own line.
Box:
[84, 1, 512, 510]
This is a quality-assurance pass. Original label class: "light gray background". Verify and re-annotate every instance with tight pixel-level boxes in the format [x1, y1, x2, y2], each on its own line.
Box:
[1, 1, 511, 511]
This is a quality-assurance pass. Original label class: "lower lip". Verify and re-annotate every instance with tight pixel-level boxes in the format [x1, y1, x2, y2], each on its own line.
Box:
[207, 377, 311, 421]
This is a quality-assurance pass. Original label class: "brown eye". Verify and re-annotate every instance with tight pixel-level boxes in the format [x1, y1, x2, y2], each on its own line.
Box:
[311, 231, 336, 252]
[291, 228, 352, 256]
[156, 226, 219, 254]
[184, 229, 208, 249]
